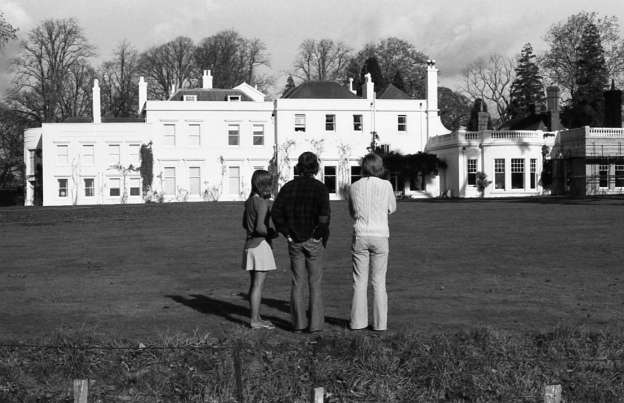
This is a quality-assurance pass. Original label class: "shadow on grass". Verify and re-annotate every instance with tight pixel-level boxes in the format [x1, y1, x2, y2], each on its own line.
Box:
[167, 294, 292, 331]
[235, 292, 350, 329]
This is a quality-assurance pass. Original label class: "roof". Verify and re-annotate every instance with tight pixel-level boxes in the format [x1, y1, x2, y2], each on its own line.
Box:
[169, 88, 253, 102]
[376, 84, 412, 99]
[498, 111, 564, 131]
[63, 116, 146, 123]
[282, 81, 358, 99]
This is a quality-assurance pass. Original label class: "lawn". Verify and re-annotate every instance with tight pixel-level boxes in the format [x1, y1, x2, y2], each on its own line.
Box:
[2, 198, 624, 340]
[1, 198, 624, 401]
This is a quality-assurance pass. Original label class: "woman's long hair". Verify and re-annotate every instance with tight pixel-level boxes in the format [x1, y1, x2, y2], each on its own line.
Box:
[249, 169, 273, 199]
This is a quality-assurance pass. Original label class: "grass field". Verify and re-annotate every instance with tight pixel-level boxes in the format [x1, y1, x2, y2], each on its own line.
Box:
[1, 198, 624, 401]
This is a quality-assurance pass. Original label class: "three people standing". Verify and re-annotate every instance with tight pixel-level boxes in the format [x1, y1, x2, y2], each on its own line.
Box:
[242, 151, 395, 333]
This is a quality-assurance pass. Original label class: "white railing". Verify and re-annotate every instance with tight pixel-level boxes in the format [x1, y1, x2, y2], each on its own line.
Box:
[427, 130, 554, 148]
[589, 127, 624, 137]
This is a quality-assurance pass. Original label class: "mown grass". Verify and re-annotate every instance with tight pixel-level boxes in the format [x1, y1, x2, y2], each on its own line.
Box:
[1, 326, 624, 402]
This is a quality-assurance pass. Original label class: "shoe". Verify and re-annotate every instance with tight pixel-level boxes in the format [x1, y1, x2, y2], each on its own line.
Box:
[293, 328, 306, 334]
[250, 320, 275, 329]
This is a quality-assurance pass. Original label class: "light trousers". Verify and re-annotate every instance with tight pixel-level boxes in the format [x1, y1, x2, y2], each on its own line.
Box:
[350, 236, 389, 331]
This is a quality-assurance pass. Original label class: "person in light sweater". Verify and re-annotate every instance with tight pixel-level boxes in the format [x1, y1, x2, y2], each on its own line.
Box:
[348, 153, 397, 331]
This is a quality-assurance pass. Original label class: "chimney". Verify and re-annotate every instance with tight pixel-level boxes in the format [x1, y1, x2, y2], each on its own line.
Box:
[362, 73, 374, 100]
[604, 80, 622, 128]
[477, 101, 489, 131]
[138, 76, 147, 114]
[546, 86, 560, 131]
[92, 79, 101, 124]
[426, 59, 438, 111]
[202, 70, 213, 89]
[348, 77, 356, 95]
[169, 83, 176, 98]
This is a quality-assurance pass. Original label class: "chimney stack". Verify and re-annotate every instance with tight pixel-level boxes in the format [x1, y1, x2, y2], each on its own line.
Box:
[477, 101, 489, 131]
[202, 70, 213, 89]
[92, 79, 101, 124]
[138, 76, 147, 114]
[546, 86, 561, 131]
[426, 59, 439, 111]
[604, 80, 622, 128]
[348, 77, 356, 95]
[362, 73, 374, 100]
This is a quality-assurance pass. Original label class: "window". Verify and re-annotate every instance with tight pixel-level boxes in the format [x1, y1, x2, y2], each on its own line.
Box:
[56, 145, 69, 165]
[84, 178, 95, 197]
[530, 159, 537, 189]
[108, 178, 121, 197]
[467, 159, 477, 186]
[129, 178, 141, 196]
[108, 144, 120, 166]
[494, 159, 505, 189]
[353, 114, 363, 131]
[163, 167, 176, 195]
[228, 166, 240, 195]
[228, 124, 240, 146]
[295, 114, 306, 132]
[188, 124, 201, 147]
[325, 114, 335, 131]
[29, 150, 36, 175]
[511, 158, 524, 189]
[189, 167, 201, 196]
[379, 144, 390, 154]
[324, 166, 336, 194]
[183, 94, 197, 101]
[58, 179, 68, 197]
[163, 124, 176, 146]
[398, 115, 407, 132]
[252, 124, 264, 146]
[599, 164, 609, 188]
[616, 165, 624, 187]
[81, 144, 95, 165]
[253, 165, 264, 172]
[351, 166, 361, 184]
[128, 144, 140, 166]
[227, 95, 241, 101]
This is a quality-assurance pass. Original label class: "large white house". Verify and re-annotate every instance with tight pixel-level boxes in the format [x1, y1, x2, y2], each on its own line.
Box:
[25, 61, 624, 206]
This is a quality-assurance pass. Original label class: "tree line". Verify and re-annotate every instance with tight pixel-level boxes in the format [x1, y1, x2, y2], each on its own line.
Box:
[1, 10, 624, 192]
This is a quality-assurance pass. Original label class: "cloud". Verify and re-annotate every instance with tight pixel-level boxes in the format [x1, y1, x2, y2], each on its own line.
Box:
[0, 0, 33, 32]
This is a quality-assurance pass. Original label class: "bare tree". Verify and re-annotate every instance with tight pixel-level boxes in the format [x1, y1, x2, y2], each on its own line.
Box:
[138, 36, 197, 99]
[194, 30, 269, 89]
[462, 54, 515, 123]
[293, 39, 352, 81]
[10, 18, 95, 123]
[100, 40, 139, 117]
[542, 11, 624, 99]
[0, 11, 17, 49]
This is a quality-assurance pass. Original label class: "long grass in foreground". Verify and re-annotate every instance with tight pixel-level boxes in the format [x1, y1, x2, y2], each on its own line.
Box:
[1, 326, 623, 402]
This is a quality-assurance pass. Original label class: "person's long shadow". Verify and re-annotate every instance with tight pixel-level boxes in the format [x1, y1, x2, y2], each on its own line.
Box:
[167, 294, 292, 331]
[235, 292, 349, 329]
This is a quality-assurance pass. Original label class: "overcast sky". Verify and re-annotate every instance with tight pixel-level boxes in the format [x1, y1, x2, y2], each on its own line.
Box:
[2, 0, 624, 92]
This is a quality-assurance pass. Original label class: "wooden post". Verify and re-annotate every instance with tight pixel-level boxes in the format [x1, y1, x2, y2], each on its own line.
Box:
[311, 386, 324, 403]
[73, 379, 88, 403]
[232, 343, 244, 403]
[544, 384, 562, 403]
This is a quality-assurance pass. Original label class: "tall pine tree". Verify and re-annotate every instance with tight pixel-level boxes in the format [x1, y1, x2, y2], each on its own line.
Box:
[282, 75, 296, 97]
[508, 43, 545, 120]
[566, 22, 609, 127]
[360, 57, 386, 93]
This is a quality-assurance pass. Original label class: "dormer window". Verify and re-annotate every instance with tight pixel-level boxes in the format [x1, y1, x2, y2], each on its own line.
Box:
[183, 95, 197, 102]
[227, 95, 241, 101]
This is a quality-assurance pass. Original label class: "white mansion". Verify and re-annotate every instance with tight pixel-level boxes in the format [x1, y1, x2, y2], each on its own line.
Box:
[23, 62, 624, 206]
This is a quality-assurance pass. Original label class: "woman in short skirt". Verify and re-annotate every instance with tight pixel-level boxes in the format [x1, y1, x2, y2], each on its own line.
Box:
[242, 170, 278, 329]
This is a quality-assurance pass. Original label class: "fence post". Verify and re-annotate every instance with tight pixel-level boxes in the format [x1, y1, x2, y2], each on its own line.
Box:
[73, 379, 88, 403]
[311, 386, 324, 403]
[544, 384, 562, 403]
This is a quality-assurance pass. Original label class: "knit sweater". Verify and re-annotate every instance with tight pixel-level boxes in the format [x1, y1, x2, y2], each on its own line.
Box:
[348, 176, 397, 238]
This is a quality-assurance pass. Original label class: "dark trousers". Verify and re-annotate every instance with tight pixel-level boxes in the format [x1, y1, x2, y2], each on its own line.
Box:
[288, 238, 325, 331]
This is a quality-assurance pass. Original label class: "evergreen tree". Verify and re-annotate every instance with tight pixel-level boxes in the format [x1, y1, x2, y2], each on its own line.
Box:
[566, 22, 609, 127]
[282, 75, 296, 97]
[360, 57, 386, 93]
[508, 43, 545, 120]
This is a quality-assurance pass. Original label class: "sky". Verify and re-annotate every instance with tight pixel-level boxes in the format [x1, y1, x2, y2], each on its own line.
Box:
[2, 0, 624, 94]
